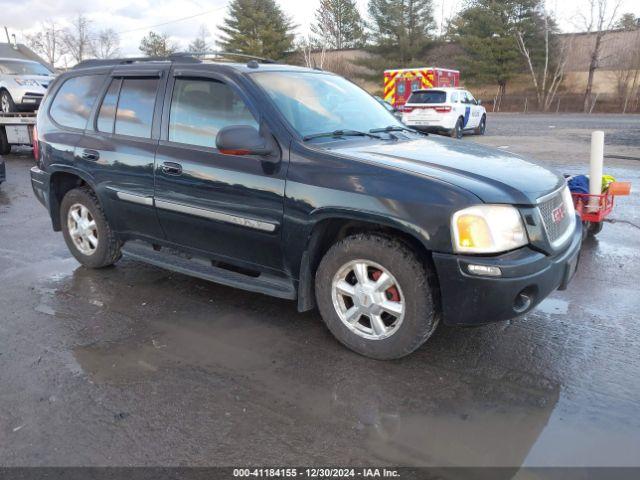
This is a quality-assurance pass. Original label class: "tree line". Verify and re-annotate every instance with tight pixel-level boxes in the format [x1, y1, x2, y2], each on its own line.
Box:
[26, 0, 638, 112]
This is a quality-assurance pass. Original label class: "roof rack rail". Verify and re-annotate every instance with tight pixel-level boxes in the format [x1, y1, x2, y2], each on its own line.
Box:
[72, 51, 275, 69]
[72, 56, 195, 69]
[175, 51, 276, 64]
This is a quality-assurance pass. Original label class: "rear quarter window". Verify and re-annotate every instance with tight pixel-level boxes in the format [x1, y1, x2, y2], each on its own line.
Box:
[49, 75, 105, 129]
[407, 90, 447, 104]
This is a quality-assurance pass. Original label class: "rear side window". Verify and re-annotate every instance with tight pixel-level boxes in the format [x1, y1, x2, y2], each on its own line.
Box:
[168, 78, 257, 148]
[114, 78, 159, 138]
[407, 90, 446, 104]
[50, 75, 104, 129]
[96, 79, 121, 133]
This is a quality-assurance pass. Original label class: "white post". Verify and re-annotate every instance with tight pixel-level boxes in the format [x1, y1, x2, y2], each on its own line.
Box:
[589, 131, 604, 211]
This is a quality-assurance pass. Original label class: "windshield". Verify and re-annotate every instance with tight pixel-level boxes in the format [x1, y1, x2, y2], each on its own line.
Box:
[408, 90, 446, 104]
[251, 71, 403, 138]
[0, 60, 53, 76]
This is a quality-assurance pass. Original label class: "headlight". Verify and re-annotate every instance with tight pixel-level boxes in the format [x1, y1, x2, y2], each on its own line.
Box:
[14, 78, 39, 87]
[451, 205, 528, 253]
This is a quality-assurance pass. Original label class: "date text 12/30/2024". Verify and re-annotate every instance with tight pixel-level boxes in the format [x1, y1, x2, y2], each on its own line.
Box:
[233, 468, 401, 478]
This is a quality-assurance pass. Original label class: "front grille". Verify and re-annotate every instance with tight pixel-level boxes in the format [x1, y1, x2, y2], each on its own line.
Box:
[538, 189, 573, 247]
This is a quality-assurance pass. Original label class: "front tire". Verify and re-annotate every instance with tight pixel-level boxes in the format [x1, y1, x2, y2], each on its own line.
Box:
[475, 115, 486, 135]
[450, 117, 463, 139]
[60, 187, 121, 268]
[315, 233, 438, 360]
[0, 90, 16, 113]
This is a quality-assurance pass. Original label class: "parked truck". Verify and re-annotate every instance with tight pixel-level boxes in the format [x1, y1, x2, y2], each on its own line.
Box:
[383, 67, 459, 108]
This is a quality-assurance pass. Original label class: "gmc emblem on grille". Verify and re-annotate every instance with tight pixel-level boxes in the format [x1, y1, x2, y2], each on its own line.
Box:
[552, 204, 565, 223]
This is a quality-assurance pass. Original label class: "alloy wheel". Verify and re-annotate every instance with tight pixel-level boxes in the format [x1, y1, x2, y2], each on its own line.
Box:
[1, 93, 10, 113]
[67, 203, 99, 256]
[331, 259, 405, 340]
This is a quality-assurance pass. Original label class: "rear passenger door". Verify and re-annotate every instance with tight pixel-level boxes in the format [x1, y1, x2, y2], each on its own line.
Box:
[77, 65, 169, 241]
[153, 69, 287, 273]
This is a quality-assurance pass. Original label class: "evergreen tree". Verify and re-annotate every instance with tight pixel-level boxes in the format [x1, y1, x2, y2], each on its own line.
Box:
[311, 0, 366, 49]
[218, 0, 296, 60]
[367, 0, 435, 64]
[615, 13, 639, 31]
[449, 0, 547, 101]
[139, 31, 177, 57]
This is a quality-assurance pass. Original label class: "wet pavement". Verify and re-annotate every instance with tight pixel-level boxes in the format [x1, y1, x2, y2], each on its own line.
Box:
[0, 114, 639, 467]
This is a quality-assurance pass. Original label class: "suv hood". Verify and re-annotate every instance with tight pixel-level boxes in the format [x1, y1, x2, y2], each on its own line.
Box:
[325, 135, 564, 204]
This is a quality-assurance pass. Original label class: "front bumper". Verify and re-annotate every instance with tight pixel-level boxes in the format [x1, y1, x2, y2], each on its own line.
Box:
[433, 214, 582, 326]
[18, 93, 44, 110]
[30, 166, 50, 208]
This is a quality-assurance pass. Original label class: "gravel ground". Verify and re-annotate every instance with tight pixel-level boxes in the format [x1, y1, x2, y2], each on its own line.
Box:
[0, 114, 639, 469]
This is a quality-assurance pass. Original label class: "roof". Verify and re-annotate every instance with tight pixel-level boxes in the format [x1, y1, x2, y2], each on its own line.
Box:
[411, 87, 465, 92]
[71, 53, 320, 74]
[384, 67, 459, 74]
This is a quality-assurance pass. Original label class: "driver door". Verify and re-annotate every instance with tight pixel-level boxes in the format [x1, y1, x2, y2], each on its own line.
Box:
[464, 91, 482, 128]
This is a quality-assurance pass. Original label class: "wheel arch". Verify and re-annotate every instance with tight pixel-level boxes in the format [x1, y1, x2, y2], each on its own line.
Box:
[48, 167, 98, 231]
[296, 211, 439, 313]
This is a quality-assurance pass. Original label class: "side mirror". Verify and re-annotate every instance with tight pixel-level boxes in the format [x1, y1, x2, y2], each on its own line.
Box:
[476, 99, 482, 105]
[216, 125, 273, 156]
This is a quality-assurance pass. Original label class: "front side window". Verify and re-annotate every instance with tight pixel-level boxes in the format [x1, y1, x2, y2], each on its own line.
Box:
[168, 78, 257, 148]
[50, 75, 105, 129]
[252, 71, 402, 139]
[114, 78, 158, 138]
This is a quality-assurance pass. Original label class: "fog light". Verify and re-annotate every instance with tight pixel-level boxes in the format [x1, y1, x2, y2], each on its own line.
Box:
[467, 264, 502, 277]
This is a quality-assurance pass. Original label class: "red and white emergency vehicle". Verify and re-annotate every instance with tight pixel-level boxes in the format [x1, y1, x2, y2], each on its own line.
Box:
[383, 67, 459, 108]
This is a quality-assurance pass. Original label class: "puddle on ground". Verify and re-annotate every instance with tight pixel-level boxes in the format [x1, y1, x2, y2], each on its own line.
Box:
[535, 298, 569, 315]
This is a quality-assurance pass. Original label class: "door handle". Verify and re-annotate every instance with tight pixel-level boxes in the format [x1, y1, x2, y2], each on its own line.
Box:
[81, 149, 100, 161]
[162, 162, 183, 176]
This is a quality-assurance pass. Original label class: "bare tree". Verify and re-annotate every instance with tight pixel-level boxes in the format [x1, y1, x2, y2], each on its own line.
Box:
[25, 21, 65, 67]
[93, 28, 120, 59]
[515, 14, 572, 111]
[298, 35, 326, 69]
[577, 0, 622, 113]
[614, 29, 640, 112]
[188, 25, 210, 57]
[63, 14, 94, 64]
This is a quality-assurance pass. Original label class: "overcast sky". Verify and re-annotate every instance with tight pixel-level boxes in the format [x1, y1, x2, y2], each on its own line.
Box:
[1, 0, 638, 63]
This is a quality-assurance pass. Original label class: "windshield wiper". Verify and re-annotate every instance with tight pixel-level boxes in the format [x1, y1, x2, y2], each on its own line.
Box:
[369, 125, 426, 135]
[303, 129, 382, 141]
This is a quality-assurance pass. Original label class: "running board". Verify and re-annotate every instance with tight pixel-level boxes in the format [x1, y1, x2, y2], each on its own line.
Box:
[122, 241, 296, 300]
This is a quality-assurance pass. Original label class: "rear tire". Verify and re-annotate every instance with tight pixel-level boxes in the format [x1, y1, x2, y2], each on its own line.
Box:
[450, 117, 463, 139]
[315, 233, 438, 360]
[60, 187, 121, 268]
